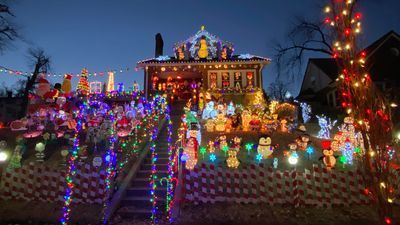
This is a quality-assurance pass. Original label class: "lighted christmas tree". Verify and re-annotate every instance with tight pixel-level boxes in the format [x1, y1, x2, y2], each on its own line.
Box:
[76, 68, 90, 95]
[107, 71, 115, 92]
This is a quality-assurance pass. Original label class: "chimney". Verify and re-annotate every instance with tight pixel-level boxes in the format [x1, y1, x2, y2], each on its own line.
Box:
[155, 33, 164, 58]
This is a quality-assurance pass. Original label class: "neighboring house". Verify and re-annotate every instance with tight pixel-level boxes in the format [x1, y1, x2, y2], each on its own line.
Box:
[298, 30, 400, 113]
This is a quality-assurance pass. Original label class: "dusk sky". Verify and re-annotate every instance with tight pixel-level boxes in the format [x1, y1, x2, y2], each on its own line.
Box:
[0, 0, 399, 96]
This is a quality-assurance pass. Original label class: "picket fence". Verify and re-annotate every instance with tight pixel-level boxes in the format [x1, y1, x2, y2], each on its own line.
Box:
[0, 163, 106, 204]
[183, 163, 400, 207]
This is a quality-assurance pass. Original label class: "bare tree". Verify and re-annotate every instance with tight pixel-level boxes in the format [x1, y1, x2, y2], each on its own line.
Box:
[274, 18, 333, 80]
[18, 48, 51, 117]
[0, 1, 18, 52]
[268, 80, 288, 101]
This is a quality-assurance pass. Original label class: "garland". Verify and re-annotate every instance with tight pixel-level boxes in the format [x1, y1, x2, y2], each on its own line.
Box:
[102, 111, 117, 224]
[59, 103, 85, 225]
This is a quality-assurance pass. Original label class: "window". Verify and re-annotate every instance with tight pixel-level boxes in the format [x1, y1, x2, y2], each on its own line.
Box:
[246, 72, 254, 88]
[209, 72, 217, 89]
[234, 72, 242, 91]
[221, 72, 230, 89]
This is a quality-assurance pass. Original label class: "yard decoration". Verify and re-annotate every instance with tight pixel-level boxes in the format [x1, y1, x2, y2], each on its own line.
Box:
[36, 76, 51, 97]
[321, 140, 336, 170]
[316, 115, 337, 139]
[219, 135, 228, 151]
[76, 68, 90, 95]
[78, 145, 88, 161]
[225, 118, 233, 132]
[288, 151, 299, 165]
[35, 142, 46, 162]
[296, 134, 311, 151]
[231, 113, 241, 130]
[249, 113, 261, 131]
[280, 119, 288, 133]
[61, 74, 72, 96]
[232, 136, 241, 151]
[6, 145, 22, 171]
[116, 116, 132, 137]
[226, 147, 240, 169]
[273, 157, 278, 169]
[208, 140, 215, 153]
[226, 101, 235, 116]
[10, 119, 28, 131]
[341, 139, 354, 165]
[205, 119, 215, 132]
[214, 113, 226, 132]
[241, 109, 251, 131]
[257, 136, 273, 158]
[202, 101, 217, 119]
[300, 102, 312, 123]
[183, 137, 198, 170]
[60, 148, 69, 166]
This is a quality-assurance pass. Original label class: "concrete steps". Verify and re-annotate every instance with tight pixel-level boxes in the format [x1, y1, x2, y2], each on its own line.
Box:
[114, 112, 182, 221]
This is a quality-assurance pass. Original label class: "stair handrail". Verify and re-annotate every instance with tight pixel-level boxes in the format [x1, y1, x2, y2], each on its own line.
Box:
[103, 117, 166, 223]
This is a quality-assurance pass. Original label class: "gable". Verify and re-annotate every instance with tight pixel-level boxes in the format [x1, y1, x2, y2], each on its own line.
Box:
[300, 59, 335, 94]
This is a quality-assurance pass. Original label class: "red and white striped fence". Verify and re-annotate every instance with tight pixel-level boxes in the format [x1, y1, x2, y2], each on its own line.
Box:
[0, 163, 106, 204]
[183, 163, 400, 207]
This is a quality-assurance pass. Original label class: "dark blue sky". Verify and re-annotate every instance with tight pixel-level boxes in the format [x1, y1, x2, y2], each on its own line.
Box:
[1, 0, 399, 95]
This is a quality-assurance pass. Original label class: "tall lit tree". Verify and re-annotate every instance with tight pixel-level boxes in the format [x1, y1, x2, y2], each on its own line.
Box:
[76, 68, 90, 95]
[324, 1, 396, 224]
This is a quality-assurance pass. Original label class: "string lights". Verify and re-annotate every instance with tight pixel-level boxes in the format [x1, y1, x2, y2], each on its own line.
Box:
[0, 65, 140, 78]
[60, 102, 85, 225]
[102, 112, 117, 224]
[324, 1, 396, 224]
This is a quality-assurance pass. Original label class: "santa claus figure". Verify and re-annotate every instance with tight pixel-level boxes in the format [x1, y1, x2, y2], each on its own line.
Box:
[36, 77, 51, 97]
[116, 116, 132, 137]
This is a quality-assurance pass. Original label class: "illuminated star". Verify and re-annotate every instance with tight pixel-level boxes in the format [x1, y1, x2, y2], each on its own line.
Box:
[306, 146, 314, 155]
[209, 153, 217, 162]
[256, 153, 263, 162]
[245, 143, 253, 151]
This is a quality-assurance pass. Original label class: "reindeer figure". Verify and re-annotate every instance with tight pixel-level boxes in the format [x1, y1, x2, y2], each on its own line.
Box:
[316, 115, 337, 139]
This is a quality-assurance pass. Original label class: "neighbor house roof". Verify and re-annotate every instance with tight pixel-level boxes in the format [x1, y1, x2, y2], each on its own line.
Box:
[298, 30, 400, 98]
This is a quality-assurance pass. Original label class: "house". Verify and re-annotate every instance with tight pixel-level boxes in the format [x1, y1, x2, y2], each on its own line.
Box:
[137, 26, 270, 101]
[298, 30, 400, 112]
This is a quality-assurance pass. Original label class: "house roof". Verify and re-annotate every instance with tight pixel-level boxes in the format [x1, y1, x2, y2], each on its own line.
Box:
[308, 58, 339, 81]
[298, 30, 400, 98]
[364, 30, 400, 57]
[137, 54, 271, 67]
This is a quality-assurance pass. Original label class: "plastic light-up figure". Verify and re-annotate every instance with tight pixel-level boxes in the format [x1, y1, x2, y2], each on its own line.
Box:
[300, 102, 312, 123]
[341, 140, 354, 165]
[226, 101, 235, 116]
[288, 151, 299, 165]
[316, 115, 337, 139]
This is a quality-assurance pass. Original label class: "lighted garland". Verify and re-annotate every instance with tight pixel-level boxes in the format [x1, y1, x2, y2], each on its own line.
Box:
[149, 96, 164, 225]
[324, 1, 396, 224]
[60, 104, 85, 225]
[102, 111, 117, 224]
[165, 104, 174, 222]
